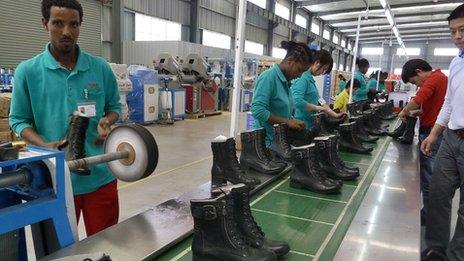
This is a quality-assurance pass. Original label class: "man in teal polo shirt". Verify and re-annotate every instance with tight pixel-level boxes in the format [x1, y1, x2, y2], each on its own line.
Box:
[9, 0, 121, 236]
[353, 58, 370, 102]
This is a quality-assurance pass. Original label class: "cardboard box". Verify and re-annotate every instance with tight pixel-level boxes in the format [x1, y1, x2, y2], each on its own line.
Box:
[0, 97, 11, 118]
[0, 131, 11, 142]
[0, 118, 9, 131]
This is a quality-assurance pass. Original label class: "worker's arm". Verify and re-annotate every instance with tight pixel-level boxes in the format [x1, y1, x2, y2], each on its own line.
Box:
[398, 99, 420, 121]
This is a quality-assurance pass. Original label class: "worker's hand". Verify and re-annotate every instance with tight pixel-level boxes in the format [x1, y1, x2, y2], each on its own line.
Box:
[398, 109, 409, 122]
[96, 117, 112, 145]
[287, 119, 306, 131]
[410, 109, 423, 117]
[315, 105, 326, 113]
[421, 134, 437, 156]
[44, 140, 68, 150]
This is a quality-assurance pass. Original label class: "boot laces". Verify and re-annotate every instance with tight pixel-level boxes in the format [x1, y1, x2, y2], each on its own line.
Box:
[225, 199, 247, 249]
[240, 195, 265, 238]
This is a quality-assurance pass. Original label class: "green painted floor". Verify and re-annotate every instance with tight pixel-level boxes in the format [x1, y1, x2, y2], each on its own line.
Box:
[156, 135, 392, 261]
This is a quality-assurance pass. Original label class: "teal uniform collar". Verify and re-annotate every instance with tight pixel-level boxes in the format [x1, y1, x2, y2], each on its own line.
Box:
[43, 43, 89, 72]
[273, 64, 289, 85]
[301, 71, 315, 83]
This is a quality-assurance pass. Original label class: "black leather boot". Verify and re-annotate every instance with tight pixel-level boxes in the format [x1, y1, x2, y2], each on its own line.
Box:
[314, 136, 360, 180]
[338, 122, 373, 154]
[380, 102, 397, 120]
[372, 107, 389, 129]
[290, 144, 342, 194]
[190, 194, 277, 261]
[231, 185, 290, 257]
[270, 124, 291, 161]
[240, 129, 286, 175]
[387, 120, 407, 138]
[211, 138, 261, 188]
[286, 128, 317, 147]
[323, 113, 348, 131]
[362, 111, 386, 136]
[67, 113, 90, 175]
[349, 115, 379, 143]
[329, 135, 361, 173]
[397, 117, 417, 144]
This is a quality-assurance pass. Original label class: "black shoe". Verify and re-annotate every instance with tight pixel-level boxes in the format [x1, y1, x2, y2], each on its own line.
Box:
[387, 121, 407, 138]
[350, 116, 379, 143]
[231, 185, 290, 257]
[397, 117, 417, 145]
[66, 113, 90, 175]
[270, 124, 292, 161]
[211, 137, 261, 188]
[240, 129, 286, 175]
[290, 144, 342, 194]
[421, 247, 448, 261]
[191, 193, 277, 261]
[338, 122, 373, 154]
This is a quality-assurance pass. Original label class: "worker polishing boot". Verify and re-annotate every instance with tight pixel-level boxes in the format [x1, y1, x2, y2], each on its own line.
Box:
[338, 122, 373, 154]
[397, 117, 417, 145]
[190, 194, 277, 261]
[240, 129, 286, 175]
[314, 136, 359, 181]
[290, 144, 341, 194]
[269, 124, 291, 161]
[387, 120, 407, 138]
[231, 184, 290, 257]
[66, 112, 90, 175]
[350, 115, 379, 143]
[211, 137, 261, 189]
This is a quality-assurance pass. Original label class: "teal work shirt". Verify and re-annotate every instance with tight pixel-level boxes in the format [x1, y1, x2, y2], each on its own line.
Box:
[10, 43, 121, 195]
[292, 71, 319, 129]
[367, 78, 386, 92]
[338, 79, 346, 94]
[353, 71, 368, 101]
[251, 64, 293, 147]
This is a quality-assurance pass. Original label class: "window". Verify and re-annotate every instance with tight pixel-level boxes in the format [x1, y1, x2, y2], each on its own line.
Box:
[245, 40, 264, 55]
[248, 0, 266, 9]
[275, 2, 290, 20]
[339, 64, 344, 71]
[341, 39, 346, 48]
[397, 48, 421, 56]
[361, 47, 384, 55]
[367, 67, 381, 76]
[442, 70, 450, 76]
[333, 34, 339, 44]
[202, 30, 231, 49]
[434, 48, 459, 56]
[323, 29, 330, 40]
[272, 47, 286, 59]
[295, 14, 307, 28]
[135, 13, 181, 41]
[394, 68, 403, 75]
[311, 22, 320, 35]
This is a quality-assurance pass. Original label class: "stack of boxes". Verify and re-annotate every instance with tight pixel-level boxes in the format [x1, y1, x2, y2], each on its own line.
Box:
[0, 94, 13, 141]
[109, 63, 133, 123]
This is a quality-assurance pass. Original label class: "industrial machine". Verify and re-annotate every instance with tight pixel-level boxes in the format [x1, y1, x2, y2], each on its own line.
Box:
[0, 124, 159, 260]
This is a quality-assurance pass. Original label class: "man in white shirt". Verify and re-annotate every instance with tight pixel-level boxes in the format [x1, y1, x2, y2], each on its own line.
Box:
[421, 4, 464, 261]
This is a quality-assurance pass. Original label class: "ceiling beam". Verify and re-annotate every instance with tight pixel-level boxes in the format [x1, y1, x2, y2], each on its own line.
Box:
[328, 11, 450, 24]
[349, 28, 450, 38]
[295, 0, 347, 7]
[341, 23, 448, 33]
[313, 0, 460, 17]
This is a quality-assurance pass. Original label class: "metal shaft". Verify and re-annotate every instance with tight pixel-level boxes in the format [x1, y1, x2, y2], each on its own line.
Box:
[0, 170, 29, 189]
[67, 151, 129, 171]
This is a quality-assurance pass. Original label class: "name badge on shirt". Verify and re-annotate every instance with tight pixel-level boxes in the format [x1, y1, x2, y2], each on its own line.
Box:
[77, 101, 96, 117]
[318, 98, 327, 106]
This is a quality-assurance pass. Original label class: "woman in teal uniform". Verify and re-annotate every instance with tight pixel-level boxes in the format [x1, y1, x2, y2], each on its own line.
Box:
[292, 50, 345, 129]
[337, 74, 347, 94]
[367, 71, 388, 100]
[251, 41, 313, 147]
[352, 58, 370, 102]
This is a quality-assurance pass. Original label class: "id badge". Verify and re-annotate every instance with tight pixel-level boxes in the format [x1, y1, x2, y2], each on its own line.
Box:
[77, 101, 96, 117]
[318, 98, 326, 106]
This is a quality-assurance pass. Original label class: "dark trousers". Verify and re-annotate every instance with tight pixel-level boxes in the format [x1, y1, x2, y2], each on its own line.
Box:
[425, 130, 464, 260]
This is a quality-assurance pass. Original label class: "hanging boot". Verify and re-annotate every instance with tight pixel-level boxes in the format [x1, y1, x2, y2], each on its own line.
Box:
[211, 137, 261, 189]
[190, 193, 276, 261]
[240, 129, 286, 175]
[397, 117, 417, 144]
[290, 144, 342, 194]
[230, 185, 290, 257]
[338, 122, 373, 154]
[314, 136, 359, 181]
[349, 115, 379, 143]
[66, 112, 90, 175]
[387, 120, 407, 138]
[269, 124, 291, 161]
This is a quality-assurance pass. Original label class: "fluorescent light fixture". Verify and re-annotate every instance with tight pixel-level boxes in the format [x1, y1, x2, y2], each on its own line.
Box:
[392, 26, 399, 38]
[379, 0, 387, 8]
[385, 9, 394, 26]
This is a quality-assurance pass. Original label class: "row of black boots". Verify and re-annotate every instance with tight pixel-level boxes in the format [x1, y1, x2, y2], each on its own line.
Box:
[387, 116, 417, 144]
[191, 184, 290, 260]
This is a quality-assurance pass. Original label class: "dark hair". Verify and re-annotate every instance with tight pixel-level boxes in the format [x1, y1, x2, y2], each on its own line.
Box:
[281, 41, 313, 66]
[369, 70, 380, 79]
[448, 4, 464, 22]
[346, 79, 360, 90]
[312, 49, 333, 74]
[401, 59, 432, 83]
[42, 0, 83, 23]
[381, 71, 388, 78]
[338, 74, 346, 81]
[356, 58, 370, 68]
